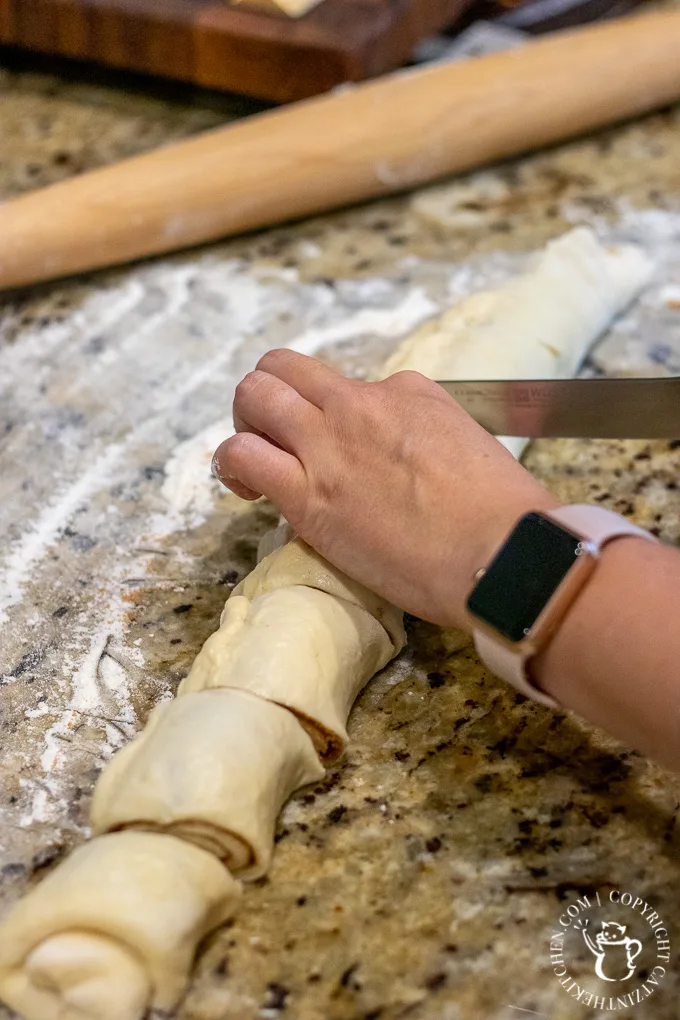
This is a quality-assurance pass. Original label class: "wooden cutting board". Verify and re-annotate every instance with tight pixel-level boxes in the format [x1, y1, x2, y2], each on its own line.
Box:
[0, 0, 472, 102]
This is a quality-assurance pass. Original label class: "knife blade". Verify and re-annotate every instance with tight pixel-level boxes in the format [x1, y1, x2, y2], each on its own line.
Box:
[437, 377, 680, 438]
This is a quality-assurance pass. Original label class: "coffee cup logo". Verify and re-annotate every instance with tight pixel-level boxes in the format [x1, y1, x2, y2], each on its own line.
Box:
[580, 920, 642, 982]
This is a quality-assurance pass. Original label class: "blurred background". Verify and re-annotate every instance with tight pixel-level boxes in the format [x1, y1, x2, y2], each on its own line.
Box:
[0, 0, 654, 107]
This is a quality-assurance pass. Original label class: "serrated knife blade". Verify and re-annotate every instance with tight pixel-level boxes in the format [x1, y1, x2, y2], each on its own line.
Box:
[437, 377, 680, 439]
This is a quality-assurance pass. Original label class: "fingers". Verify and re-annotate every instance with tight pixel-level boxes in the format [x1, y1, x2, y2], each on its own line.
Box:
[212, 432, 306, 508]
[233, 369, 321, 456]
[256, 349, 350, 408]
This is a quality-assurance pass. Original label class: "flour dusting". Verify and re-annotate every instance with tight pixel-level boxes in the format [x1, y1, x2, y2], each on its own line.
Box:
[0, 442, 125, 624]
[288, 288, 437, 357]
[153, 419, 235, 536]
[21, 572, 142, 825]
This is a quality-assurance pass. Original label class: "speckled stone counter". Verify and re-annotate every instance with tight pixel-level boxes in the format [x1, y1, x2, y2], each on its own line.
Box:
[1, 50, 680, 1020]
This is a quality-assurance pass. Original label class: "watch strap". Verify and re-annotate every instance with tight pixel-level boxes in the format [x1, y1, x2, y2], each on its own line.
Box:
[549, 504, 653, 547]
[474, 504, 657, 708]
[475, 627, 560, 707]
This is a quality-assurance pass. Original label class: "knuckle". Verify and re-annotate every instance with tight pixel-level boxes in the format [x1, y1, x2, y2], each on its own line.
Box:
[388, 369, 430, 390]
[223, 431, 255, 467]
[234, 370, 264, 402]
[257, 347, 293, 372]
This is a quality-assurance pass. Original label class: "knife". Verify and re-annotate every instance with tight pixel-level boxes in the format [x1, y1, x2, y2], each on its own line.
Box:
[438, 377, 680, 438]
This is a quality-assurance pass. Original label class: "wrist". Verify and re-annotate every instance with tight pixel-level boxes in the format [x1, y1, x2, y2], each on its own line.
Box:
[465, 504, 657, 716]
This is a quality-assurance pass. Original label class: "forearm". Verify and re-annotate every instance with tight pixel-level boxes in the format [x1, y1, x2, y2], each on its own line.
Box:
[534, 537, 680, 772]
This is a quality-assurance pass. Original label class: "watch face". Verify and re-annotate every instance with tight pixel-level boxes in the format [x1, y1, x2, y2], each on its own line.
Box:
[467, 513, 583, 643]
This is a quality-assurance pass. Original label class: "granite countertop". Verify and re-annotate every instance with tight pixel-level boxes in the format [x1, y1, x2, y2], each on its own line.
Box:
[1, 48, 680, 1020]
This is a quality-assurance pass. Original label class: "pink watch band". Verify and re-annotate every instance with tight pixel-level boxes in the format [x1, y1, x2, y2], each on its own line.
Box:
[473, 505, 656, 708]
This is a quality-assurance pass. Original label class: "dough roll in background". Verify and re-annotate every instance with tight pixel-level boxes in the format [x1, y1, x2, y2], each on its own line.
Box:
[91, 689, 324, 879]
[383, 226, 653, 457]
[0, 832, 240, 1020]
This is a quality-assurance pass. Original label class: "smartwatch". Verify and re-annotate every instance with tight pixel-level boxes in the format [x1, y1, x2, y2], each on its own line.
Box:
[467, 504, 656, 708]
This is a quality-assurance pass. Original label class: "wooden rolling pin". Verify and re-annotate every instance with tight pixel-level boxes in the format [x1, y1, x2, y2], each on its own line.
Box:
[2, 9, 680, 291]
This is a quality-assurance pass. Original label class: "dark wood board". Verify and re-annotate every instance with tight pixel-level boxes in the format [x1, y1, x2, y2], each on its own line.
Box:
[0, 0, 471, 102]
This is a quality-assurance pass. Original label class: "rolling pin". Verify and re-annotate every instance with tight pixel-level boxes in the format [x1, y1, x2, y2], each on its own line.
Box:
[2, 9, 680, 291]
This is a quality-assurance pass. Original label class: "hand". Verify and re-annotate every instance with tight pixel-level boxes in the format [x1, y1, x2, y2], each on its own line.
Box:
[212, 349, 557, 629]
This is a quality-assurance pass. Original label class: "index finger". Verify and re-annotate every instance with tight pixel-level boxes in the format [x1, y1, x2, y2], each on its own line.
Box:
[256, 348, 350, 409]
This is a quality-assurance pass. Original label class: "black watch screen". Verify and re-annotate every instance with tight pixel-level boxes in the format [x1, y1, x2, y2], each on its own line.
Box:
[467, 513, 583, 643]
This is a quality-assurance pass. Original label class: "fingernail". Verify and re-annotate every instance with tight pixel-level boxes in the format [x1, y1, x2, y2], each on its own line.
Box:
[211, 452, 223, 481]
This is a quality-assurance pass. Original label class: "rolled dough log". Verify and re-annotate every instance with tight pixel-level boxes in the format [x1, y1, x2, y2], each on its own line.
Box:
[234, 536, 405, 653]
[90, 689, 324, 879]
[256, 518, 294, 563]
[180, 584, 399, 761]
[0, 832, 240, 1020]
[382, 226, 653, 456]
